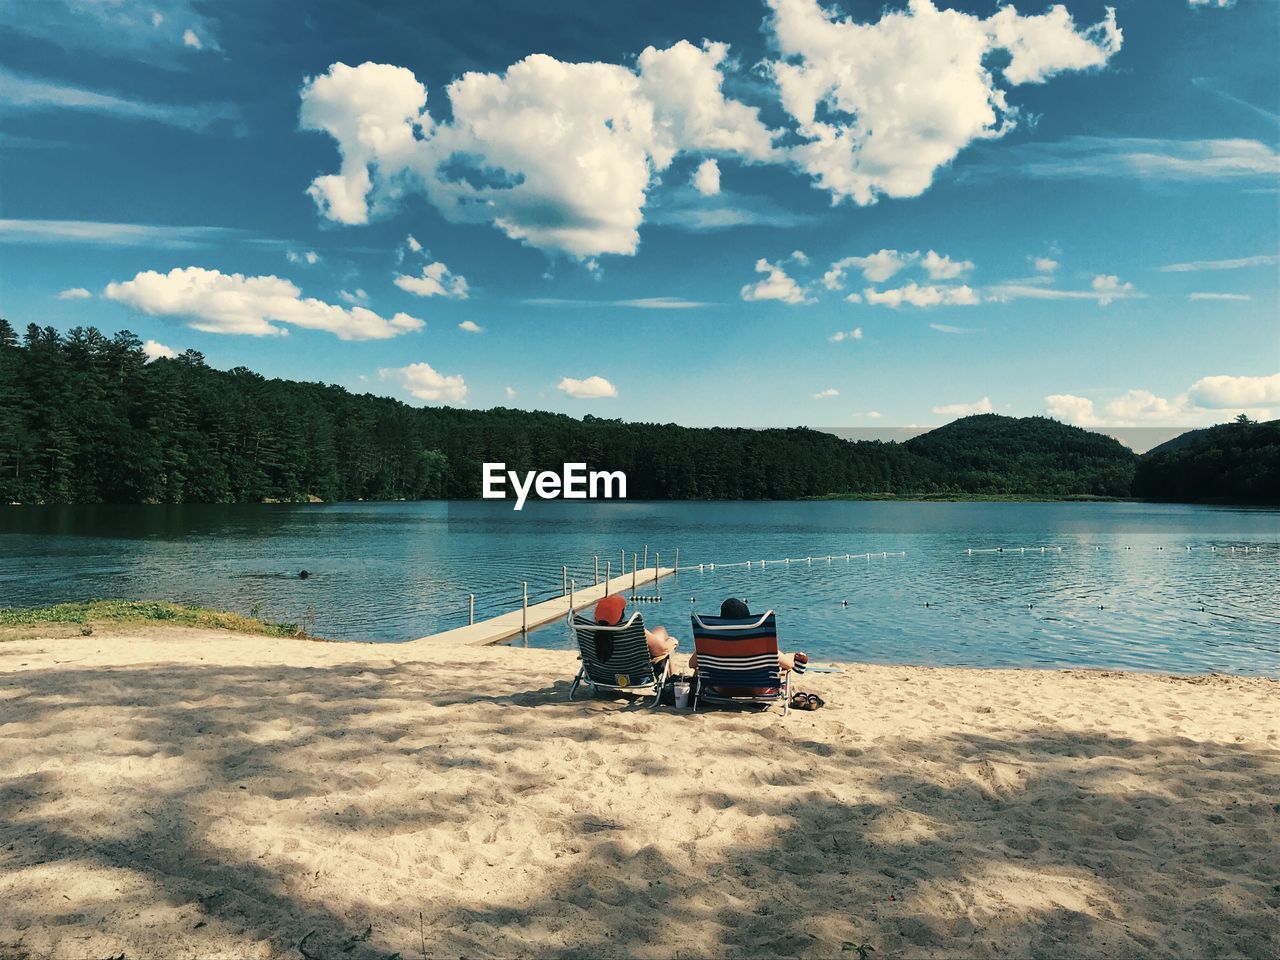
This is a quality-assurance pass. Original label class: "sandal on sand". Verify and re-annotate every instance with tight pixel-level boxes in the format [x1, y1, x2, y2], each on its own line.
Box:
[790, 692, 825, 711]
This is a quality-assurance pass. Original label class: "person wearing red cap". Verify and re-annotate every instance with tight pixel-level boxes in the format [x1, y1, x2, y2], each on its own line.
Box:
[592, 595, 679, 668]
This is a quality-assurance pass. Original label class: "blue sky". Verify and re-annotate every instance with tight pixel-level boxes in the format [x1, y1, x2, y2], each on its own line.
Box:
[1, 0, 1277, 445]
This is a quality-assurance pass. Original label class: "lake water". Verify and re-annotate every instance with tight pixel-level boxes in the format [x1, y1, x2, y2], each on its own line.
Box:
[1, 501, 1277, 675]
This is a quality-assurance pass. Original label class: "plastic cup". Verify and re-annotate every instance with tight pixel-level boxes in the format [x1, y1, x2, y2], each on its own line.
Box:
[674, 681, 690, 708]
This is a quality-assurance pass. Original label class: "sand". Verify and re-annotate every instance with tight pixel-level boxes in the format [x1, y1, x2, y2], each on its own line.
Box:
[0, 625, 1277, 960]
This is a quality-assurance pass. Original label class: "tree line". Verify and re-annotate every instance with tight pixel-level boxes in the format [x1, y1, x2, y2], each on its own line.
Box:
[2, 320, 1263, 505]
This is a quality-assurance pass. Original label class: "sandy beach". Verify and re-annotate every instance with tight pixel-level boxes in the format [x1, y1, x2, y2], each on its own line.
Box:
[1, 626, 1277, 959]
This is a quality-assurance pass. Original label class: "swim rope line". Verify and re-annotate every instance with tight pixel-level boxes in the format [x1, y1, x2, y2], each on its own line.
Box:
[462, 541, 1271, 635]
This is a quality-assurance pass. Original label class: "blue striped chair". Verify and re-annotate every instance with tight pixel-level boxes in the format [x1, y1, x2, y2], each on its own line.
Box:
[569, 611, 671, 706]
[690, 610, 791, 714]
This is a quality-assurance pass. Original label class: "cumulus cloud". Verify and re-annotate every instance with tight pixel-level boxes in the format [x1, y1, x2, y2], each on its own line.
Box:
[766, 0, 1120, 206]
[142, 339, 177, 361]
[933, 396, 994, 417]
[829, 328, 862, 343]
[864, 283, 979, 308]
[300, 44, 776, 258]
[104, 266, 424, 340]
[338, 288, 368, 304]
[921, 250, 973, 280]
[1160, 253, 1277, 272]
[458, 320, 483, 333]
[693, 158, 721, 196]
[383, 362, 467, 404]
[824, 249, 917, 288]
[1188, 0, 1234, 8]
[505, 386, 517, 399]
[813, 388, 839, 399]
[740, 257, 813, 304]
[1047, 373, 1279, 427]
[929, 323, 978, 334]
[181, 28, 201, 49]
[1189, 292, 1251, 302]
[406, 234, 423, 254]
[287, 250, 320, 265]
[394, 261, 469, 299]
[56, 287, 91, 300]
[1188, 373, 1280, 408]
[557, 375, 618, 399]
[1032, 256, 1059, 273]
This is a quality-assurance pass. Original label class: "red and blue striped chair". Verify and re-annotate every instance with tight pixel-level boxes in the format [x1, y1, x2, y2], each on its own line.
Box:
[690, 610, 791, 715]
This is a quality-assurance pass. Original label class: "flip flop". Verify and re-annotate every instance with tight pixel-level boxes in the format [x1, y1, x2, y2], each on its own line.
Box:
[790, 691, 824, 711]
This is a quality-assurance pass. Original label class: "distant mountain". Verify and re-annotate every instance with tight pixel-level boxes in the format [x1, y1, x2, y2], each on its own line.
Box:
[903, 414, 1137, 498]
[1133, 418, 1280, 504]
[1142, 426, 1216, 458]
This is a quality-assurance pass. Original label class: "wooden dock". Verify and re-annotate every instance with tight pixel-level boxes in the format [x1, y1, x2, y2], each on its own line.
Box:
[413, 566, 677, 646]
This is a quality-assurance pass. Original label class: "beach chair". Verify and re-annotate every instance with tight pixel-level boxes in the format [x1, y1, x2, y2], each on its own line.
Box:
[690, 610, 792, 715]
[568, 610, 671, 706]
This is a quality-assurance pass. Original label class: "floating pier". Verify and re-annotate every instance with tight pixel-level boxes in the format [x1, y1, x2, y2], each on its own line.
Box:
[417, 566, 676, 647]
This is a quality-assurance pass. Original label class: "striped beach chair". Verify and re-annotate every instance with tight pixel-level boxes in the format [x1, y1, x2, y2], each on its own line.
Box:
[569, 611, 671, 706]
[690, 610, 792, 715]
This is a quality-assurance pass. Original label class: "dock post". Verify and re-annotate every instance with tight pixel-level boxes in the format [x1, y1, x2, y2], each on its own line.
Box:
[632, 553, 637, 592]
[469, 593, 474, 625]
[621, 550, 626, 585]
[562, 565, 567, 596]
[569, 578, 575, 616]
[674, 547, 679, 572]
[522, 581, 528, 634]
[594, 556, 599, 586]
[605, 561, 611, 596]
[654, 552, 660, 594]
[643, 545, 648, 569]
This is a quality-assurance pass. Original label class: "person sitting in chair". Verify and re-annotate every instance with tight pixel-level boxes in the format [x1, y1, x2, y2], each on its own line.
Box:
[687, 597, 808, 686]
[592, 595, 679, 672]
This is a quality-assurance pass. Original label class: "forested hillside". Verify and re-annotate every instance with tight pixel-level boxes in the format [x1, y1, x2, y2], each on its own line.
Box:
[1133, 417, 1280, 504]
[0, 321, 1253, 505]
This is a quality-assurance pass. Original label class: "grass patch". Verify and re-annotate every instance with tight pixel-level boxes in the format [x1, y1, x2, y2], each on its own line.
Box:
[0, 600, 306, 638]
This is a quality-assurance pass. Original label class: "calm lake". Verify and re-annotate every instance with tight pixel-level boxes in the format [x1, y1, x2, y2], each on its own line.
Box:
[1, 501, 1277, 675]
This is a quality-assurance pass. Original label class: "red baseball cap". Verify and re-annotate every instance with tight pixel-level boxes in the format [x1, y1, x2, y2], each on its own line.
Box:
[594, 595, 626, 625]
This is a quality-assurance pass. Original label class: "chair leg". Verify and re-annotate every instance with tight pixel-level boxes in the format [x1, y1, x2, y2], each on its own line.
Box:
[568, 668, 584, 701]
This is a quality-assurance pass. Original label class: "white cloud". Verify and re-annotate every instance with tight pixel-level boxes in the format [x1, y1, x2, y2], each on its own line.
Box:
[1189, 292, 1251, 302]
[104, 266, 424, 340]
[0, 66, 238, 132]
[790, 250, 809, 265]
[921, 250, 973, 280]
[987, 274, 1140, 306]
[929, 323, 978, 334]
[406, 234, 423, 254]
[864, 283, 979, 308]
[383, 362, 467, 404]
[1032, 256, 1059, 273]
[865, 411, 882, 419]
[844, 292, 863, 304]
[0, 218, 238, 247]
[767, 0, 1120, 206]
[286, 250, 320, 265]
[300, 44, 776, 258]
[824, 249, 917, 288]
[56, 287, 91, 300]
[1047, 373, 1279, 427]
[989, 136, 1278, 182]
[393, 261, 469, 299]
[523, 296, 711, 309]
[740, 257, 813, 304]
[505, 386, 516, 400]
[1188, 0, 1234, 8]
[828, 328, 862, 343]
[0, 0, 220, 60]
[338, 288, 368, 304]
[693, 158, 721, 196]
[1188, 373, 1280, 408]
[813, 388, 839, 399]
[142, 339, 177, 361]
[152, 12, 165, 27]
[458, 320, 483, 333]
[1160, 253, 1277, 272]
[182, 28, 201, 49]
[933, 396, 994, 417]
[557, 375, 618, 399]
